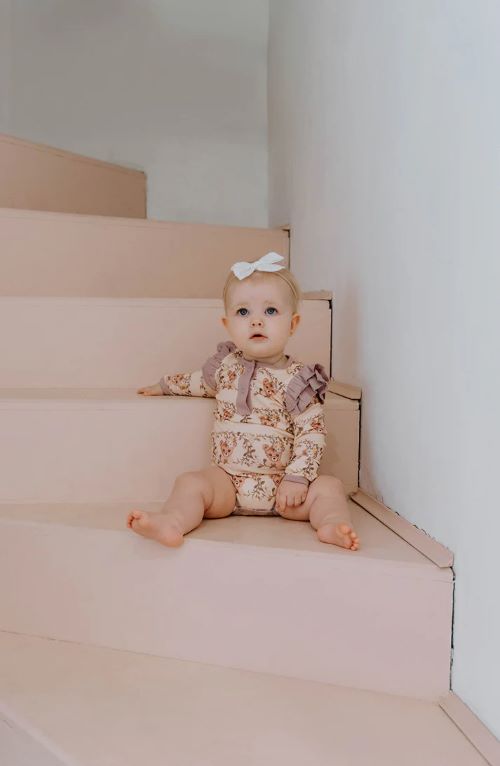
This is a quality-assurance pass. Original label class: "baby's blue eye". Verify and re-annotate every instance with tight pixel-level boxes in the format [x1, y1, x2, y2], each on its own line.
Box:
[236, 308, 249, 316]
[265, 307, 278, 315]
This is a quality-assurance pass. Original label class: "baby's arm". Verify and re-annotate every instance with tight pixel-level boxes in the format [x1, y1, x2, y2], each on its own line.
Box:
[276, 401, 327, 510]
[137, 341, 237, 398]
[286, 401, 327, 482]
[137, 370, 216, 398]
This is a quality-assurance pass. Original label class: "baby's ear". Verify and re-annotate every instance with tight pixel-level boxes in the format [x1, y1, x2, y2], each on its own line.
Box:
[290, 313, 301, 335]
[221, 316, 228, 329]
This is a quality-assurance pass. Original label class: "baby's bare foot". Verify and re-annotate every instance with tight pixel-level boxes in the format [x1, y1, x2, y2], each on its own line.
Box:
[127, 510, 184, 547]
[316, 521, 360, 551]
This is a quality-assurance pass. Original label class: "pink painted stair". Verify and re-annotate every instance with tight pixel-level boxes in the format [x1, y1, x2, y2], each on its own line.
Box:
[0, 208, 289, 298]
[0, 132, 146, 218]
[0, 388, 358, 502]
[0, 296, 330, 388]
[0, 633, 486, 766]
[0, 499, 452, 701]
[0, 197, 475, 760]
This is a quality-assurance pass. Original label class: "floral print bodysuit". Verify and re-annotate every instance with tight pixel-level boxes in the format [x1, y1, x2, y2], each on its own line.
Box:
[158, 342, 329, 515]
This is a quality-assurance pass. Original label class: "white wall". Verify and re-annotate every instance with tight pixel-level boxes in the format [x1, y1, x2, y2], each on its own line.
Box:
[4, 0, 268, 226]
[0, 0, 11, 131]
[269, 0, 500, 736]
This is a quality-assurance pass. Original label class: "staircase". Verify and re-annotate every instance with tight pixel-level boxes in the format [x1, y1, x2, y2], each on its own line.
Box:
[0, 139, 491, 766]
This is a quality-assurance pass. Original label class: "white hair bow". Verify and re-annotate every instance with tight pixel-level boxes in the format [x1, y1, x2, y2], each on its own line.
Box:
[231, 252, 285, 281]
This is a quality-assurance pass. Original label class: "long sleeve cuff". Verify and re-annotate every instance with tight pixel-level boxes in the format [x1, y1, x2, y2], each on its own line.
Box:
[158, 377, 172, 395]
[283, 474, 310, 486]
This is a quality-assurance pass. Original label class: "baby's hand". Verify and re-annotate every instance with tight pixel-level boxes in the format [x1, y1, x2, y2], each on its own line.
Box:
[137, 383, 163, 396]
[276, 479, 308, 513]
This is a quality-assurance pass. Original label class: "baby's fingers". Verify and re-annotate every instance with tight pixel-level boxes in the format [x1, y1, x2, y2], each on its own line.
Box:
[275, 487, 285, 511]
[294, 489, 308, 506]
[137, 384, 159, 396]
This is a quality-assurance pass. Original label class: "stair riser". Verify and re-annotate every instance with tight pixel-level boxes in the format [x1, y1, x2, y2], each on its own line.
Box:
[0, 133, 146, 218]
[0, 299, 330, 387]
[0, 210, 289, 298]
[0, 520, 452, 699]
[0, 398, 359, 501]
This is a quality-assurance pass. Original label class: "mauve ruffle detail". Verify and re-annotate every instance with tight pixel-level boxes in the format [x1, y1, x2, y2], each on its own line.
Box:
[202, 340, 237, 390]
[284, 363, 329, 415]
[236, 357, 256, 416]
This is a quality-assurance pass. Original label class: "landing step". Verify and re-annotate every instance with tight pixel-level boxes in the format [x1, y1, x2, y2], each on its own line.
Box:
[0, 501, 452, 699]
[0, 632, 486, 766]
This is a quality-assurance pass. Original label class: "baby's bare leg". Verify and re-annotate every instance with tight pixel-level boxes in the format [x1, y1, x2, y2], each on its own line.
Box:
[276, 475, 360, 551]
[127, 466, 235, 547]
[308, 476, 359, 550]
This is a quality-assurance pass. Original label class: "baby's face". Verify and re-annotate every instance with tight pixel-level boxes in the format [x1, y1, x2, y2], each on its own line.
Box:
[222, 274, 300, 362]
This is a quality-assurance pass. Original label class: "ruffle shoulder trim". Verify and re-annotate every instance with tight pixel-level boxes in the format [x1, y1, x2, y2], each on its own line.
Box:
[201, 340, 237, 390]
[285, 363, 329, 415]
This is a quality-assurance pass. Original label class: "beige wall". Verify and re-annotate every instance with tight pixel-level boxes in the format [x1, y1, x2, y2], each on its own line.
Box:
[4, 0, 268, 226]
[269, 0, 500, 737]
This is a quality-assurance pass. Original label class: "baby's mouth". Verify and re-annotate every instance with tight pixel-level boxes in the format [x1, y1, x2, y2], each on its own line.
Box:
[250, 333, 267, 340]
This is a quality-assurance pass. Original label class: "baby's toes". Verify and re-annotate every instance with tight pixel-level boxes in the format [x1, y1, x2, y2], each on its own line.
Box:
[338, 524, 361, 549]
[127, 510, 143, 528]
[349, 532, 360, 551]
[337, 524, 353, 543]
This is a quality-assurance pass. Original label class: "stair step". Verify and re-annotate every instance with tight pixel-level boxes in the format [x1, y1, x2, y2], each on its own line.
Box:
[0, 389, 359, 501]
[0, 634, 484, 766]
[0, 132, 146, 218]
[0, 208, 289, 298]
[0, 297, 331, 387]
[0, 502, 452, 699]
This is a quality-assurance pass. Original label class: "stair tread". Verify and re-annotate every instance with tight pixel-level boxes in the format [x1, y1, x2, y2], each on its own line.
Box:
[0, 205, 283, 232]
[0, 632, 486, 766]
[0, 500, 451, 580]
[0, 295, 329, 305]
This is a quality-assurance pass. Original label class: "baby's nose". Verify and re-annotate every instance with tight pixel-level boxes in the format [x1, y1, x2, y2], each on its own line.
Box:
[251, 317, 263, 326]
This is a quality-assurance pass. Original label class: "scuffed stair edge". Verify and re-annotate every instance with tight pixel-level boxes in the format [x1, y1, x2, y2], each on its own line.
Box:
[439, 692, 500, 766]
[350, 490, 454, 568]
[0, 700, 74, 766]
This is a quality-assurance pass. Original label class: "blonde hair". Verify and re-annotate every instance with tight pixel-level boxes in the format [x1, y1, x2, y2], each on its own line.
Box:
[223, 264, 302, 313]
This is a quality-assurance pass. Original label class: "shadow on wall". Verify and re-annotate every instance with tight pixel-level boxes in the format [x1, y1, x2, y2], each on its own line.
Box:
[332, 277, 360, 386]
[332, 278, 381, 498]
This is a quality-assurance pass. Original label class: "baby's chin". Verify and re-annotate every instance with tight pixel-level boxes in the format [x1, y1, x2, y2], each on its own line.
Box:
[241, 339, 287, 358]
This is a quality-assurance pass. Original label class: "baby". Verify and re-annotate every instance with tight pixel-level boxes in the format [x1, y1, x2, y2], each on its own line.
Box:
[127, 253, 360, 552]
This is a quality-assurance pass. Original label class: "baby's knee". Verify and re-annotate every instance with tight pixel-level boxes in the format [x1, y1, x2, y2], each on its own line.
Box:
[312, 475, 345, 497]
[174, 471, 207, 492]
